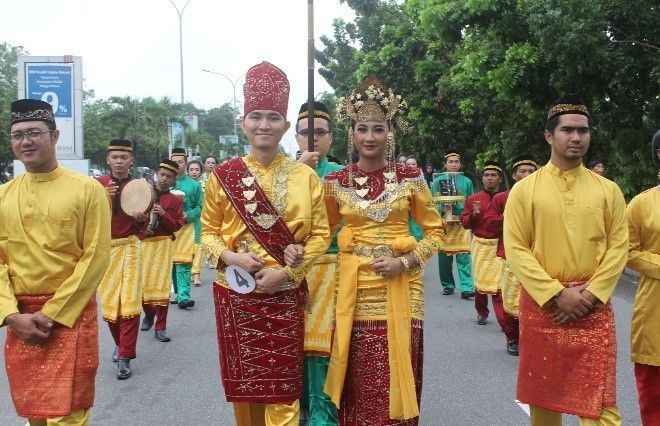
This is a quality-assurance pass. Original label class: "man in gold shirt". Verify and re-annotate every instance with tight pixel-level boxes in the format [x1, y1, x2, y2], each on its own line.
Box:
[201, 62, 330, 426]
[0, 99, 111, 425]
[625, 130, 660, 426]
[504, 97, 628, 426]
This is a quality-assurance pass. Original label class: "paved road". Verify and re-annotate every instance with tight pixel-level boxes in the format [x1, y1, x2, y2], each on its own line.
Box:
[0, 259, 642, 425]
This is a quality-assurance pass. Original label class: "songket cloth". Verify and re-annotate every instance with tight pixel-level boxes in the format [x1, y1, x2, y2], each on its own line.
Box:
[441, 224, 471, 254]
[5, 295, 98, 419]
[499, 259, 521, 317]
[504, 162, 628, 419]
[338, 320, 423, 426]
[304, 254, 338, 355]
[470, 236, 503, 295]
[213, 284, 306, 403]
[323, 163, 445, 423]
[634, 364, 660, 426]
[98, 235, 142, 322]
[172, 223, 195, 264]
[27, 409, 90, 426]
[141, 236, 174, 306]
[518, 284, 617, 418]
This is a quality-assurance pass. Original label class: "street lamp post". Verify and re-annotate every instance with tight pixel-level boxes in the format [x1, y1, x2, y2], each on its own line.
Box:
[168, 0, 191, 104]
[201, 68, 241, 137]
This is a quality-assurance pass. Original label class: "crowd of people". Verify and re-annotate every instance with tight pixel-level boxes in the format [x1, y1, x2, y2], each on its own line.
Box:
[0, 59, 659, 426]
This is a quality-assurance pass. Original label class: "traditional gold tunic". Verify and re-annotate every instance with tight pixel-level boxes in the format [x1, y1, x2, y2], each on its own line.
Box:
[201, 153, 331, 285]
[0, 167, 111, 327]
[504, 162, 628, 306]
[626, 188, 660, 366]
[323, 164, 445, 421]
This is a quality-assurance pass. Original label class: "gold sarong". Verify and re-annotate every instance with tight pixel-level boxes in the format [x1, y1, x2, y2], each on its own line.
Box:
[141, 236, 174, 306]
[191, 243, 204, 275]
[98, 236, 142, 322]
[304, 254, 338, 355]
[441, 223, 471, 254]
[499, 258, 520, 316]
[470, 236, 502, 294]
[172, 223, 195, 264]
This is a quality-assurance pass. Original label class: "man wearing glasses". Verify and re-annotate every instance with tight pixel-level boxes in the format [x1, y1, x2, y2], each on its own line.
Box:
[0, 99, 111, 425]
[295, 101, 342, 425]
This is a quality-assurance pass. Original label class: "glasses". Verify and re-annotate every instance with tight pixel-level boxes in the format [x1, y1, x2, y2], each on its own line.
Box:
[10, 129, 52, 143]
[297, 128, 331, 137]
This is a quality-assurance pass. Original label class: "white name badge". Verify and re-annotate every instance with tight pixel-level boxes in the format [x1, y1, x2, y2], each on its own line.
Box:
[225, 265, 257, 294]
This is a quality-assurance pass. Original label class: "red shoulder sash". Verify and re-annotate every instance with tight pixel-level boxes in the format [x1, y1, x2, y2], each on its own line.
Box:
[213, 158, 294, 266]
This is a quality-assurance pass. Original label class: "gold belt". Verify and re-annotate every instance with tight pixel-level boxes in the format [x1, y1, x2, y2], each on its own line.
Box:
[352, 244, 395, 258]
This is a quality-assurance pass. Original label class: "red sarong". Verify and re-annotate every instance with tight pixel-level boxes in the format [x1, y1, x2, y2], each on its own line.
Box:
[213, 284, 305, 404]
[4, 295, 98, 418]
[634, 363, 660, 426]
[517, 286, 616, 418]
[339, 320, 424, 426]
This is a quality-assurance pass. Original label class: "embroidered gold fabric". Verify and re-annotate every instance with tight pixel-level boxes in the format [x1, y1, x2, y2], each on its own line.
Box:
[325, 176, 427, 223]
[547, 103, 590, 120]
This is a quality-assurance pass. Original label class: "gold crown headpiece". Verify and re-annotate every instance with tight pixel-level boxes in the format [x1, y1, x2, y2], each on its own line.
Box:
[336, 77, 411, 133]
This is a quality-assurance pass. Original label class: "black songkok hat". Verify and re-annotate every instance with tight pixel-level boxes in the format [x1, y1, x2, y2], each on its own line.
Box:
[482, 160, 503, 174]
[10, 99, 55, 128]
[171, 147, 187, 158]
[509, 155, 539, 173]
[298, 101, 332, 123]
[107, 139, 133, 153]
[547, 96, 591, 122]
[159, 159, 180, 175]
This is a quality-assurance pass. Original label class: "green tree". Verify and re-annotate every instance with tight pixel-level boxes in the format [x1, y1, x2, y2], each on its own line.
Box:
[0, 43, 26, 178]
[319, 0, 660, 197]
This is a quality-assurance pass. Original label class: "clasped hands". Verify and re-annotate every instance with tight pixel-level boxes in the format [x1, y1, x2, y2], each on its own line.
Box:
[221, 245, 301, 295]
[5, 311, 54, 345]
[550, 284, 600, 325]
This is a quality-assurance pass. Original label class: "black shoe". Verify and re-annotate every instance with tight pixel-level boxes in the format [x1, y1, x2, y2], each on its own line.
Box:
[155, 330, 171, 342]
[461, 291, 475, 300]
[117, 359, 132, 380]
[140, 315, 154, 331]
[112, 347, 118, 363]
[507, 341, 519, 356]
[442, 287, 455, 296]
[178, 300, 195, 309]
[477, 315, 488, 325]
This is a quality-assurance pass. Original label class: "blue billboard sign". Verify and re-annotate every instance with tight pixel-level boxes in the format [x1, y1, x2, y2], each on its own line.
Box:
[25, 64, 73, 118]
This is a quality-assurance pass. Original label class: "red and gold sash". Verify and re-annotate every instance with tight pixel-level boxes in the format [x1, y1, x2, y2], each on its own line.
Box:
[214, 158, 295, 265]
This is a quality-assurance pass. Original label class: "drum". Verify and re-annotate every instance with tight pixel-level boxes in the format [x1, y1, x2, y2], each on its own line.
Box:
[120, 178, 155, 217]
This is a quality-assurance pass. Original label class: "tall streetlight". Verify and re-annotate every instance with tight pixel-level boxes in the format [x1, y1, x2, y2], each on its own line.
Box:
[201, 68, 241, 137]
[168, 0, 191, 104]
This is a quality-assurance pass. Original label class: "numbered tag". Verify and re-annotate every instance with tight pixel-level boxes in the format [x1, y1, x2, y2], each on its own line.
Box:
[225, 265, 256, 294]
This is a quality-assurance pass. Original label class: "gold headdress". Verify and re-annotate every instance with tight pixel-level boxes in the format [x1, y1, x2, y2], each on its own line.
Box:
[336, 76, 410, 132]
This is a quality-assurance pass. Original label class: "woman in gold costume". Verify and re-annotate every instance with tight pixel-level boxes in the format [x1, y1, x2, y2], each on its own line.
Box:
[323, 77, 445, 425]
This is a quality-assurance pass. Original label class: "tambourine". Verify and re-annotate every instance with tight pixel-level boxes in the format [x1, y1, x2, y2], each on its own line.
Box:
[120, 179, 156, 217]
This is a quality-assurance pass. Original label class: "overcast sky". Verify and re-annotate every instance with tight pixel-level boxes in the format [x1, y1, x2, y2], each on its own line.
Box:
[0, 0, 355, 155]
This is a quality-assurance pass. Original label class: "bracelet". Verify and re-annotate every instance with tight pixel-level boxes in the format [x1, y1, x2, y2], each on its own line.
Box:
[398, 255, 411, 271]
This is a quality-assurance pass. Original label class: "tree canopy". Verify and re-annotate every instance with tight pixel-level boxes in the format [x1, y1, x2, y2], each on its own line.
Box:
[318, 0, 660, 197]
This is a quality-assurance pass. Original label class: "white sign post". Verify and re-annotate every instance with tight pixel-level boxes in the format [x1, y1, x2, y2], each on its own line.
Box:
[14, 55, 87, 176]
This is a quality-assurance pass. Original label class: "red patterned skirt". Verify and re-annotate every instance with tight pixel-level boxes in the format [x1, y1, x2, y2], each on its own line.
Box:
[517, 288, 616, 418]
[213, 284, 305, 404]
[5, 295, 98, 418]
[339, 319, 424, 426]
